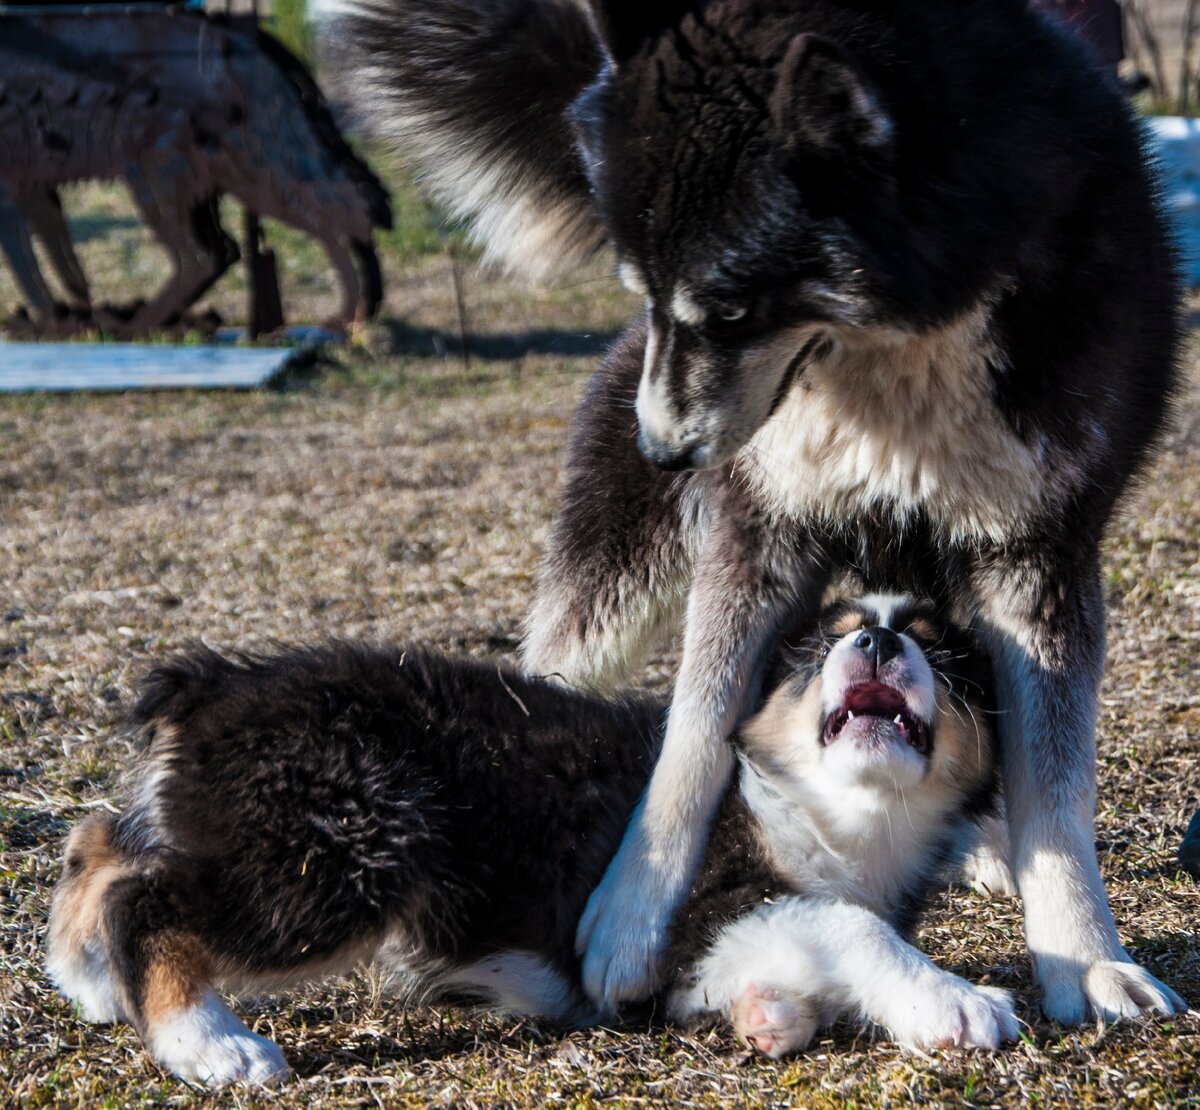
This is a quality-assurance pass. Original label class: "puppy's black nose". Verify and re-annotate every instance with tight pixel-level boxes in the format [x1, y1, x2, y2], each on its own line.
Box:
[854, 626, 904, 670]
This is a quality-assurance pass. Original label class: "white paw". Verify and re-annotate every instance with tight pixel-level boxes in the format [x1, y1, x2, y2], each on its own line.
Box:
[731, 983, 818, 1058]
[46, 945, 124, 1024]
[1039, 958, 1188, 1025]
[149, 992, 291, 1087]
[963, 848, 1018, 899]
[888, 975, 1019, 1051]
[576, 868, 670, 1010]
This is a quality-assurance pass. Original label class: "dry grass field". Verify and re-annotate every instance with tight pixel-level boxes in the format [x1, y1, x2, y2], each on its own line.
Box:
[0, 170, 1198, 1108]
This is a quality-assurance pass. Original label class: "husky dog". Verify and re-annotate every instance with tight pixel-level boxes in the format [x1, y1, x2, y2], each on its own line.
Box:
[330, 0, 1186, 1023]
[46, 597, 1012, 1085]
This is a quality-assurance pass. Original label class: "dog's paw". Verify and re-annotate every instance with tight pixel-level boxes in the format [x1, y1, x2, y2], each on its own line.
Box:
[576, 850, 675, 1010]
[731, 983, 818, 1058]
[149, 993, 291, 1087]
[963, 847, 1018, 899]
[887, 975, 1019, 1051]
[576, 880, 667, 1010]
[1039, 959, 1187, 1025]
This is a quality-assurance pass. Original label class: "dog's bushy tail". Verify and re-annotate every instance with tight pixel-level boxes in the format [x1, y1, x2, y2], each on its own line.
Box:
[323, 0, 606, 281]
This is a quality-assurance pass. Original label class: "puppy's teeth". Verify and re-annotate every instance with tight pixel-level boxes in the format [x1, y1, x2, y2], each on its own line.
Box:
[894, 715, 904, 725]
[847, 711, 855, 720]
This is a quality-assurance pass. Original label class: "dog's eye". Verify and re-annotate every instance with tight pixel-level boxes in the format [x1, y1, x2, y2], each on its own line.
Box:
[716, 304, 748, 322]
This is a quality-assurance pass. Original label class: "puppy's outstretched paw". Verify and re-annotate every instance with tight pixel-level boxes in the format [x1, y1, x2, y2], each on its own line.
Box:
[731, 984, 818, 1058]
[149, 992, 291, 1087]
[888, 976, 1019, 1051]
[1040, 959, 1187, 1025]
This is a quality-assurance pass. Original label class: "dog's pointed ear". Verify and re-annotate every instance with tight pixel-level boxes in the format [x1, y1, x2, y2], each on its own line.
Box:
[588, 0, 693, 65]
[771, 34, 893, 155]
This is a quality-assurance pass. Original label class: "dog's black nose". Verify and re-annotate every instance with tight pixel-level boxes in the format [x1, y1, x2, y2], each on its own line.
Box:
[637, 429, 697, 471]
[854, 626, 904, 670]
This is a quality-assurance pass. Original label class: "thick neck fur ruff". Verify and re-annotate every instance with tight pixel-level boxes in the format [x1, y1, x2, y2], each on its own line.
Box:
[737, 754, 955, 921]
[737, 301, 1086, 543]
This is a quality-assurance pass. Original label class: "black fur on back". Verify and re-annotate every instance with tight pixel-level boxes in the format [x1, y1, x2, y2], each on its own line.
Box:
[113, 616, 997, 1011]
[120, 644, 661, 976]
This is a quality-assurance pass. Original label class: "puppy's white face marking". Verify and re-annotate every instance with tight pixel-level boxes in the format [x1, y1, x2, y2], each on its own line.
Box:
[815, 620, 935, 792]
[636, 322, 697, 453]
[147, 991, 290, 1087]
[739, 595, 995, 905]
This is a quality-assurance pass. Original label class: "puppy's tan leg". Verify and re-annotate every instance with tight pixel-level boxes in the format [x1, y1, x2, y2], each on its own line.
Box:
[102, 876, 290, 1087]
[45, 815, 128, 1022]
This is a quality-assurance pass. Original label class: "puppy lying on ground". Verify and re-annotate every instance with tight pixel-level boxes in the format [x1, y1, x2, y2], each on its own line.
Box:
[46, 594, 1013, 1086]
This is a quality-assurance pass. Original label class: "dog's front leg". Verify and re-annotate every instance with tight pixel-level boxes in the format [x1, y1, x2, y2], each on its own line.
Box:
[575, 503, 825, 1009]
[668, 899, 1018, 1054]
[523, 323, 702, 690]
[973, 544, 1187, 1024]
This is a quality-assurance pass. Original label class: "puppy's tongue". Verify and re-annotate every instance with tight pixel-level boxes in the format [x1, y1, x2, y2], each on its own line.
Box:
[823, 682, 928, 753]
[842, 682, 907, 717]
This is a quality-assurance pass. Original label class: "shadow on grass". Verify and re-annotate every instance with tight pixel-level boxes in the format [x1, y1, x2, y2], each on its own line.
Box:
[384, 321, 619, 362]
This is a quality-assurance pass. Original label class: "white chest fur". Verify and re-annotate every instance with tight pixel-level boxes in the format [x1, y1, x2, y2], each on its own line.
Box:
[739, 764, 948, 918]
[737, 303, 1080, 543]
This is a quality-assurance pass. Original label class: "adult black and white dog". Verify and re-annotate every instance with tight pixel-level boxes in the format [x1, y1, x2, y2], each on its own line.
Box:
[47, 597, 1009, 1085]
[329, 0, 1185, 1024]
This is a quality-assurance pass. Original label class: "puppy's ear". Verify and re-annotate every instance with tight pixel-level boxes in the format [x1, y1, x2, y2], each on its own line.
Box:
[771, 34, 893, 155]
[588, 0, 693, 64]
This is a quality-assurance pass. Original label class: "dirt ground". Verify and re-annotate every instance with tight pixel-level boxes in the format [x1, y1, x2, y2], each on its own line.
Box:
[0, 173, 1198, 1108]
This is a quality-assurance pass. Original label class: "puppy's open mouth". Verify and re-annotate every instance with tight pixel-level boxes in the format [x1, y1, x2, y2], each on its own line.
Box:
[823, 682, 929, 754]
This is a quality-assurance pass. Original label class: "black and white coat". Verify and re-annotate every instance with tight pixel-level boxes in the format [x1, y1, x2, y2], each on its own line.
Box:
[47, 596, 1008, 1086]
[331, 0, 1186, 1023]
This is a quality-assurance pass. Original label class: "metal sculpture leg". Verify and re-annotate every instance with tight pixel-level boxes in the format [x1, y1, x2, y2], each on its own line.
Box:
[17, 187, 91, 311]
[319, 234, 366, 332]
[123, 167, 236, 332]
[0, 182, 58, 324]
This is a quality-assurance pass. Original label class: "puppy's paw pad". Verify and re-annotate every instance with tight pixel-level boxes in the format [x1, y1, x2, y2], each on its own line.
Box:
[892, 977, 1018, 1051]
[1079, 961, 1187, 1022]
[150, 995, 291, 1087]
[732, 984, 818, 1058]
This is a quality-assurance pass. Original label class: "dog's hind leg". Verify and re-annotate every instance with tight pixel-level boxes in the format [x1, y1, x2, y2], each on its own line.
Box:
[100, 872, 290, 1086]
[45, 816, 128, 1023]
[523, 322, 703, 690]
[576, 491, 829, 1007]
[973, 543, 1187, 1024]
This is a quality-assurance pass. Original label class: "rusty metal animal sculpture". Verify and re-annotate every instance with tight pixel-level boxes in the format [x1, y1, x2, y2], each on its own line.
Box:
[0, 5, 391, 335]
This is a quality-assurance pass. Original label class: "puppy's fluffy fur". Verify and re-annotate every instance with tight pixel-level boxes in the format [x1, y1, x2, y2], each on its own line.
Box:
[47, 596, 1008, 1085]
